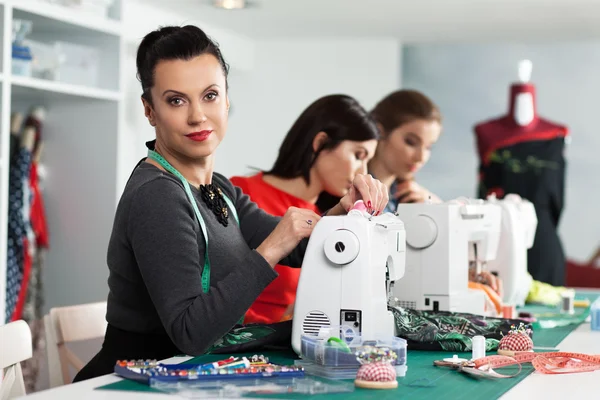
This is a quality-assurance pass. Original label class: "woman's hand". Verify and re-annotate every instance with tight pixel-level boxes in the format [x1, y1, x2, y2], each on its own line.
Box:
[469, 269, 503, 297]
[257, 207, 321, 267]
[335, 174, 389, 216]
[394, 180, 442, 204]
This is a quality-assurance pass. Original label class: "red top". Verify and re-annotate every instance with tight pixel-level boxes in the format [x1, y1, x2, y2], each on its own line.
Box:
[474, 83, 569, 165]
[230, 172, 320, 324]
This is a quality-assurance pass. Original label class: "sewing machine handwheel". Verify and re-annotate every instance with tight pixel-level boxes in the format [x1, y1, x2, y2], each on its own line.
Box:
[324, 229, 360, 265]
[404, 215, 437, 249]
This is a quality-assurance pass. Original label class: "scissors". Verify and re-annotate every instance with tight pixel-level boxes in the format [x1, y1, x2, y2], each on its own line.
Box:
[433, 355, 522, 379]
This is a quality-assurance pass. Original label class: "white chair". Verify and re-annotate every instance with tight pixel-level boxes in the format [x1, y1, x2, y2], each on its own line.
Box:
[44, 302, 107, 387]
[0, 320, 33, 400]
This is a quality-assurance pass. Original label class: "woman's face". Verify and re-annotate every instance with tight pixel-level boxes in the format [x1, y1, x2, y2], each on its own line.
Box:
[313, 139, 378, 197]
[379, 119, 441, 180]
[142, 54, 229, 160]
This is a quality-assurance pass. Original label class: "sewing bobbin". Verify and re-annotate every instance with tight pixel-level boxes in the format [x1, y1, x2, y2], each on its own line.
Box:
[443, 354, 469, 364]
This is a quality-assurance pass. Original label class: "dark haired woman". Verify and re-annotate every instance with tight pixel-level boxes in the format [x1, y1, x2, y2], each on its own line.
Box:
[73, 25, 388, 382]
[368, 89, 443, 212]
[230, 94, 381, 325]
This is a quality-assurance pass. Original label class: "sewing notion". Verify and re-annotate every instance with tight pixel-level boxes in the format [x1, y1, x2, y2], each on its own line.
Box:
[295, 330, 407, 379]
[114, 355, 356, 396]
[592, 297, 600, 331]
[354, 347, 399, 389]
[472, 335, 486, 360]
[497, 323, 534, 356]
[561, 291, 575, 314]
[114, 355, 304, 383]
[435, 352, 600, 379]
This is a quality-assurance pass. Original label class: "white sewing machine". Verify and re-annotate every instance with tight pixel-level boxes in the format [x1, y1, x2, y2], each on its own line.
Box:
[291, 204, 406, 356]
[485, 194, 538, 307]
[392, 198, 502, 315]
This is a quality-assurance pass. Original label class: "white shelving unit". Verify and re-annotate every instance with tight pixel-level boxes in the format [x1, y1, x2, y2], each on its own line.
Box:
[0, 0, 124, 322]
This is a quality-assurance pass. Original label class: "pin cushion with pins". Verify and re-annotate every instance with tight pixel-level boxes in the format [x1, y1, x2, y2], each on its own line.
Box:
[354, 346, 398, 390]
[497, 323, 534, 355]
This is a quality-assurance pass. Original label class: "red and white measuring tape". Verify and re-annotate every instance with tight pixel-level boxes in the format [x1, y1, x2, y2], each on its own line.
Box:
[473, 352, 600, 375]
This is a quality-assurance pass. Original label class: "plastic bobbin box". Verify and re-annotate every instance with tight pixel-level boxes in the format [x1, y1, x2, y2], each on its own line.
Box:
[300, 328, 407, 367]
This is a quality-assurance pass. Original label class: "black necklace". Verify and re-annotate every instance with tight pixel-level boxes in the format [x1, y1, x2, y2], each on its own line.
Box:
[199, 184, 229, 227]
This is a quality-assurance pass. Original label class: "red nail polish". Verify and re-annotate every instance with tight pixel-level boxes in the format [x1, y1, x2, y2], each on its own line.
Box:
[367, 201, 372, 208]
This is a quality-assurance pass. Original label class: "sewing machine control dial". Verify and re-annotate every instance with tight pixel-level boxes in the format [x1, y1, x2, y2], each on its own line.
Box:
[405, 215, 438, 249]
[324, 229, 360, 265]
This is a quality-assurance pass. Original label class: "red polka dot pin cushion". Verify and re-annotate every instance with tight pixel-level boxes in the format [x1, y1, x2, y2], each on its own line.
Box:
[354, 346, 398, 390]
[497, 323, 534, 356]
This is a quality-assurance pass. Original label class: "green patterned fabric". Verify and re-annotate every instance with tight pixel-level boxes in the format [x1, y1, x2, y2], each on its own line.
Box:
[391, 307, 519, 352]
[207, 325, 276, 352]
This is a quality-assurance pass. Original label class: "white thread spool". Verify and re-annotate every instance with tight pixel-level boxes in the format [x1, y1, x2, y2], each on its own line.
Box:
[471, 335, 486, 360]
[561, 291, 575, 314]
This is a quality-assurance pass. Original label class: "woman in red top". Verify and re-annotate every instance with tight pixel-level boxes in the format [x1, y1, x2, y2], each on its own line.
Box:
[231, 94, 380, 324]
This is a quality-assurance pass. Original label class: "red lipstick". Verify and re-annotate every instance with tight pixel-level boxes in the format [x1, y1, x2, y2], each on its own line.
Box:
[185, 130, 212, 142]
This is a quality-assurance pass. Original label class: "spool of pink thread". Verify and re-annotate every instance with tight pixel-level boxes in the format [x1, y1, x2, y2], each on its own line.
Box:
[351, 200, 368, 212]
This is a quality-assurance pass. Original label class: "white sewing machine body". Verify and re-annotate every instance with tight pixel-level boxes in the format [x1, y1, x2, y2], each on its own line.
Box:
[291, 210, 406, 356]
[486, 194, 538, 307]
[392, 200, 502, 315]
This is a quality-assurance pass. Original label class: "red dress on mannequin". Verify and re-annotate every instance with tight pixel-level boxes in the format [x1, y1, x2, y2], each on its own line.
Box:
[474, 83, 569, 286]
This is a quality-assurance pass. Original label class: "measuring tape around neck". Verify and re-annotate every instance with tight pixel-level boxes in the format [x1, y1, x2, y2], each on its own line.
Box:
[146, 150, 239, 295]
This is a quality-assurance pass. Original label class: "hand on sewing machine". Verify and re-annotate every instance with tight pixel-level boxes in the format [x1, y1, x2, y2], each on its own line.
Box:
[256, 207, 321, 267]
[394, 180, 442, 204]
[332, 174, 389, 216]
[469, 270, 504, 297]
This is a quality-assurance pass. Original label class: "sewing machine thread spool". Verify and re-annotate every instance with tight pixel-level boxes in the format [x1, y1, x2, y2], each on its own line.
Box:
[471, 336, 486, 360]
[503, 304, 516, 319]
[351, 200, 368, 212]
[561, 291, 575, 314]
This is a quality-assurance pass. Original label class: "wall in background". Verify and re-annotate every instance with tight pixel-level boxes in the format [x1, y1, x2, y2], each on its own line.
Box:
[402, 41, 600, 260]
[215, 38, 401, 178]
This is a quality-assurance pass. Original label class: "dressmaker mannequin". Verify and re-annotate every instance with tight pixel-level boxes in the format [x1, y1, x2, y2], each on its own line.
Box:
[474, 60, 569, 286]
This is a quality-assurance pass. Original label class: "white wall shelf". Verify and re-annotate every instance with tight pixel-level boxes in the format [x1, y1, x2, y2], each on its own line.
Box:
[12, 1, 122, 92]
[13, 0, 122, 36]
[0, 0, 125, 323]
[12, 75, 121, 102]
